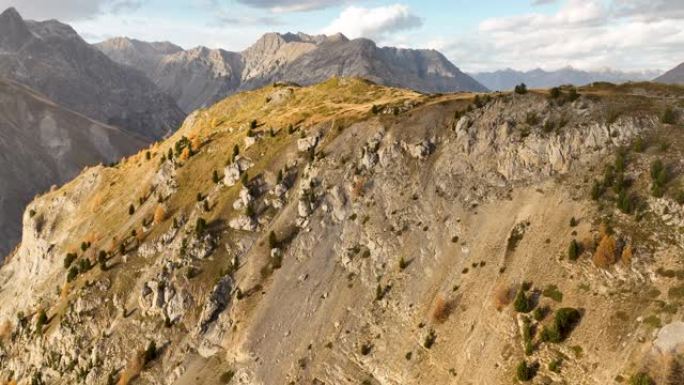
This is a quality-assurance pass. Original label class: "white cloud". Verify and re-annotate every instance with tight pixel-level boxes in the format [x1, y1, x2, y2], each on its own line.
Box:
[440, 0, 684, 73]
[0, 0, 144, 21]
[322, 4, 422, 41]
[235, 0, 345, 12]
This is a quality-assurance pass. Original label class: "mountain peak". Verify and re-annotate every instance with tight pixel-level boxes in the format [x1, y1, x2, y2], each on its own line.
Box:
[0, 7, 32, 50]
[0, 6, 22, 21]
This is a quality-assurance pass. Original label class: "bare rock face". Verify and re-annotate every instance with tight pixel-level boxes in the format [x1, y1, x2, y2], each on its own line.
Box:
[96, 32, 487, 113]
[198, 276, 233, 334]
[0, 8, 184, 139]
[223, 156, 253, 187]
[655, 61, 684, 85]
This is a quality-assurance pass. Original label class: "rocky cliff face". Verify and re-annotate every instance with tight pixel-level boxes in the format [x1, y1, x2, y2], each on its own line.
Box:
[96, 32, 487, 113]
[0, 78, 148, 261]
[0, 7, 184, 139]
[0, 79, 682, 385]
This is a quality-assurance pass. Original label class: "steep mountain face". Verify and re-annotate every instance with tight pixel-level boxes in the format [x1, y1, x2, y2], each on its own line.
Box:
[471, 67, 661, 91]
[0, 77, 147, 259]
[0, 7, 184, 139]
[96, 32, 487, 113]
[655, 62, 684, 85]
[1, 78, 682, 385]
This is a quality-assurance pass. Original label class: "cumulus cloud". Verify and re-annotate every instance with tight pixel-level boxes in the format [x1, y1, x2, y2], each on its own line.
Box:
[440, 0, 684, 72]
[0, 0, 144, 21]
[236, 0, 346, 12]
[322, 4, 422, 40]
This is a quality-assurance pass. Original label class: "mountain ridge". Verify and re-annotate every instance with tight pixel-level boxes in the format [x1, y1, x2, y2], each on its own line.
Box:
[471, 66, 661, 91]
[0, 7, 184, 139]
[96, 33, 488, 112]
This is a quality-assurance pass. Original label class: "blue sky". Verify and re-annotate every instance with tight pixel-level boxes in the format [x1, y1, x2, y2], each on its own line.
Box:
[2, 0, 683, 72]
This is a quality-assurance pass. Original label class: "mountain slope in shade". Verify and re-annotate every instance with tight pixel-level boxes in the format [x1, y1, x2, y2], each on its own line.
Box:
[96, 32, 487, 113]
[0, 7, 184, 139]
[471, 67, 661, 91]
[0, 77, 147, 258]
[654, 62, 684, 85]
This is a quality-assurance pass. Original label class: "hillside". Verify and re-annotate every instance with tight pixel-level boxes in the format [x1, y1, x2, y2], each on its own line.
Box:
[655, 62, 684, 85]
[471, 67, 660, 91]
[0, 7, 184, 139]
[0, 78, 147, 259]
[96, 33, 487, 113]
[0, 78, 683, 385]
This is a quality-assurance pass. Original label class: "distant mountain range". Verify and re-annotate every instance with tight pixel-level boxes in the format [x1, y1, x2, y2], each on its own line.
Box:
[655, 62, 684, 85]
[0, 77, 146, 257]
[0, 8, 184, 139]
[470, 67, 662, 91]
[96, 33, 487, 113]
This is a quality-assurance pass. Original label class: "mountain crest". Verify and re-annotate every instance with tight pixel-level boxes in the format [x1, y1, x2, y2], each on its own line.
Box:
[0, 7, 32, 50]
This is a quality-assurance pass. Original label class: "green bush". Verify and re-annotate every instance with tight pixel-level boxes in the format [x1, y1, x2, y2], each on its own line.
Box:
[548, 358, 561, 373]
[64, 253, 77, 269]
[268, 231, 279, 249]
[195, 217, 207, 235]
[514, 83, 528, 95]
[568, 239, 580, 261]
[542, 307, 581, 343]
[515, 360, 535, 381]
[220, 370, 235, 384]
[661, 107, 677, 124]
[67, 266, 79, 282]
[514, 288, 533, 313]
[629, 372, 655, 385]
[423, 329, 437, 349]
[542, 284, 563, 302]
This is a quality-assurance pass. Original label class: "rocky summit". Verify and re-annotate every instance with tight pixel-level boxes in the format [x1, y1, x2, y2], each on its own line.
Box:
[96, 33, 487, 113]
[0, 78, 683, 385]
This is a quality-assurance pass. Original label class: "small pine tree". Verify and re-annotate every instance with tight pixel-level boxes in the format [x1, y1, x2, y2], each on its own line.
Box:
[97, 250, 107, 269]
[167, 148, 173, 160]
[514, 288, 533, 313]
[232, 144, 240, 159]
[143, 341, 158, 365]
[570, 217, 577, 227]
[568, 239, 580, 261]
[250, 119, 257, 129]
[399, 256, 408, 270]
[269, 127, 275, 137]
[276, 169, 283, 184]
[119, 243, 126, 255]
[128, 204, 135, 215]
[35, 309, 48, 334]
[268, 231, 278, 249]
[145, 151, 151, 160]
[212, 170, 220, 184]
[64, 253, 77, 269]
[67, 266, 79, 282]
[196, 192, 203, 202]
[288, 124, 295, 134]
[516, 360, 534, 381]
[203, 200, 210, 212]
[195, 217, 207, 235]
